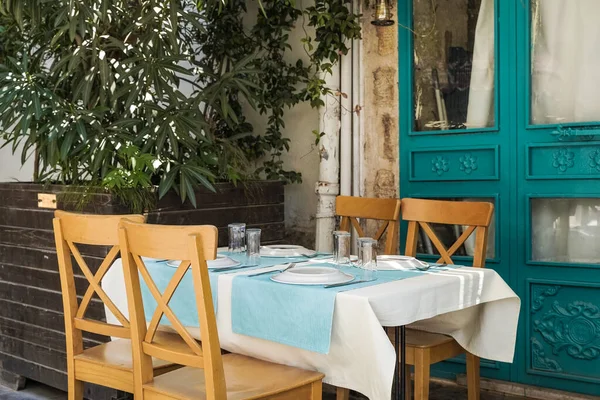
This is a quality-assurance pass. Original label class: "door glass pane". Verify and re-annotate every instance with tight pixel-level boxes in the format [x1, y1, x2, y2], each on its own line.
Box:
[412, 0, 495, 132]
[530, 1, 600, 125]
[531, 198, 600, 263]
[416, 198, 495, 259]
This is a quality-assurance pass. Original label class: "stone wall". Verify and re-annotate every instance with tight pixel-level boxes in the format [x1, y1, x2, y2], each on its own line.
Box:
[359, 2, 400, 236]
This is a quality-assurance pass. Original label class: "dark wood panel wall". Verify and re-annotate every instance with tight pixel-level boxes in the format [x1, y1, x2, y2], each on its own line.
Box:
[0, 181, 284, 399]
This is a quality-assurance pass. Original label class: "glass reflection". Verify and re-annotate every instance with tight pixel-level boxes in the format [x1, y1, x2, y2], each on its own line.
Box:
[413, 0, 495, 131]
[531, 198, 600, 263]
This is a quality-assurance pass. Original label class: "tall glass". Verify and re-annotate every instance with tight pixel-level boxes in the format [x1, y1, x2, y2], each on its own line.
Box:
[228, 223, 246, 253]
[358, 238, 378, 282]
[246, 228, 261, 266]
[333, 231, 351, 265]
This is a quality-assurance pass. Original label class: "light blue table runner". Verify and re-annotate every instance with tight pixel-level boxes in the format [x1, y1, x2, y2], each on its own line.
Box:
[231, 263, 458, 354]
[138, 255, 457, 355]
[138, 253, 328, 326]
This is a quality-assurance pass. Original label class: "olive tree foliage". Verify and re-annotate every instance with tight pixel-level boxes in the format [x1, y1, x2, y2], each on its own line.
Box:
[0, 0, 259, 207]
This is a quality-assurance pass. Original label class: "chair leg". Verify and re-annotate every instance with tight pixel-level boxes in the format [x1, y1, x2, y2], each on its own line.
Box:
[413, 349, 430, 400]
[336, 387, 350, 400]
[405, 365, 412, 400]
[311, 381, 323, 400]
[68, 374, 84, 400]
[466, 353, 480, 400]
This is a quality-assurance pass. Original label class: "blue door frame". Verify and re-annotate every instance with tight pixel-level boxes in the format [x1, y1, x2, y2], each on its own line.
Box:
[398, 0, 600, 396]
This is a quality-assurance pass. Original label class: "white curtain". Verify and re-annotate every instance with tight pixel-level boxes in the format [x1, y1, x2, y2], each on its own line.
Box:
[464, 0, 600, 263]
[465, 0, 495, 129]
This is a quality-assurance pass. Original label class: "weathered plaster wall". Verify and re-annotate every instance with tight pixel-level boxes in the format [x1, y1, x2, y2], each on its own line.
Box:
[360, 6, 400, 236]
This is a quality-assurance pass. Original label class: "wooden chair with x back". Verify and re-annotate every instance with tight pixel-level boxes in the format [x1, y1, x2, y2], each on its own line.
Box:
[52, 211, 179, 400]
[401, 198, 494, 400]
[118, 220, 325, 400]
[336, 196, 402, 255]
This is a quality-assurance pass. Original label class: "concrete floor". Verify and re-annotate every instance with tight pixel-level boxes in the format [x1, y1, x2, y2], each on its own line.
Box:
[0, 380, 525, 400]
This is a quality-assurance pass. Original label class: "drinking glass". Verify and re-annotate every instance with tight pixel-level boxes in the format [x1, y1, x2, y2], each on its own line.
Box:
[358, 238, 378, 281]
[333, 231, 351, 265]
[246, 228, 261, 266]
[228, 223, 246, 253]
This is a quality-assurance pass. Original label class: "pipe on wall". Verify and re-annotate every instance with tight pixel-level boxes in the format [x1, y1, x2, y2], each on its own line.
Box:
[315, 66, 341, 253]
[352, 0, 363, 197]
[340, 42, 353, 197]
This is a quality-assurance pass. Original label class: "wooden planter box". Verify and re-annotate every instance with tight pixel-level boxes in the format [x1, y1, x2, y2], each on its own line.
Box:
[0, 181, 284, 398]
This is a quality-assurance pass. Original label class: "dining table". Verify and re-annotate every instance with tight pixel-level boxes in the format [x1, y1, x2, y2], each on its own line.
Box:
[102, 248, 520, 400]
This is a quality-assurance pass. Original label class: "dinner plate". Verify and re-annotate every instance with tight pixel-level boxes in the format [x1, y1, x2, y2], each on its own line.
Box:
[166, 255, 241, 270]
[260, 244, 317, 258]
[271, 266, 354, 285]
[376, 255, 430, 271]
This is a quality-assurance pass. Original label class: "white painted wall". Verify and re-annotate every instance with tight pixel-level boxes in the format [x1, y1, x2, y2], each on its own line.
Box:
[0, 143, 34, 182]
[243, 4, 320, 248]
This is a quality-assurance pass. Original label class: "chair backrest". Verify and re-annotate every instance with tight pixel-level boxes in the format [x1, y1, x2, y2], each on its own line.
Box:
[52, 211, 146, 353]
[118, 221, 223, 398]
[401, 198, 494, 268]
[336, 196, 402, 255]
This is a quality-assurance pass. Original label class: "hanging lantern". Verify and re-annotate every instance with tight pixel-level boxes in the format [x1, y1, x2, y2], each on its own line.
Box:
[371, 0, 394, 26]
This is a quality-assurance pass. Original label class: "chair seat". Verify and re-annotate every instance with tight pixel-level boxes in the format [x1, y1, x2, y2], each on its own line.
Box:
[405, 329, 455, 349]
[75, 332, 178, 371]
[144, 353, 324, 400]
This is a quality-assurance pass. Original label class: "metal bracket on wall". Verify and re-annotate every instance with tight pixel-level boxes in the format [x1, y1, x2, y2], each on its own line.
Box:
[552, 125, 600, 141]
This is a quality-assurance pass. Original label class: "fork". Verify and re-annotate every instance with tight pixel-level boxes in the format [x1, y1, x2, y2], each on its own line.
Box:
[247, 263, 297, 277]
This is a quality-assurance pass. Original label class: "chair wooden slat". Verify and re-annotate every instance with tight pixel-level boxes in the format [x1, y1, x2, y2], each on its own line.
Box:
[75, 245, 121, 321]
[143, 342, 204, 369]
[401, 198, 493, 227]
[335, 196, 401, 255]
[134, 255, 204, 357]
[144, 259, 191, 343]
[68, 240, 130, 327]
[417, 222, 454, 265]
[403, 198, 493, 268]
[73, 318, 131, 338]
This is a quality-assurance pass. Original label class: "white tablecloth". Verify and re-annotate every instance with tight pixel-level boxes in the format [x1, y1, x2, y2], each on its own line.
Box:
[103, 262, 520, 400]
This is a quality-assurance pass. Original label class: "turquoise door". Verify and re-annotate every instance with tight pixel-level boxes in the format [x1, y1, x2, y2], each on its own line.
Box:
[399, 0, 600, 396]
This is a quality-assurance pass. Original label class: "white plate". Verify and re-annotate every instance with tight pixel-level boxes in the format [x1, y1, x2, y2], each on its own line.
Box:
[261, 245, 316, 258]
[166, 255, 241, 270]
[376, 255, 430, 271]
[271, 266, 354, 285]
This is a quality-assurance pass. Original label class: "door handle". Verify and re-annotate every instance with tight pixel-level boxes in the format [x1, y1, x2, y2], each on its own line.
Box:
[552, 125, 600, 141]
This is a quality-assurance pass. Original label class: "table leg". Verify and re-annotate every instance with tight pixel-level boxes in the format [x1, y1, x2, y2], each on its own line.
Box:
[392, 326, 406, 400]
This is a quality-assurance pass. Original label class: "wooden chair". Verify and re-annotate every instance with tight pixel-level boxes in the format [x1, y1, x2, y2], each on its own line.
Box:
[336, 196, 402, 255]
[401, 198, 494, 400]
[53, 211, 180, 400]
[118, 220, 325, 400]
